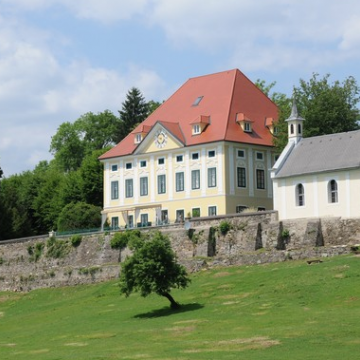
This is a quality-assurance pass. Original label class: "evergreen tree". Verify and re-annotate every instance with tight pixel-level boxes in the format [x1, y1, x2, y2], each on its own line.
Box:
[115, 88, 149, 142]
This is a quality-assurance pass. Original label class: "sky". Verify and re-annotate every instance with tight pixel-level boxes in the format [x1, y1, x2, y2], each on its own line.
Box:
[1, 0, 360, 176]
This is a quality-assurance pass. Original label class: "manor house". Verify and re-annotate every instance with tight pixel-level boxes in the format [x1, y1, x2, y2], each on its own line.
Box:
[99, 69, 278, 228]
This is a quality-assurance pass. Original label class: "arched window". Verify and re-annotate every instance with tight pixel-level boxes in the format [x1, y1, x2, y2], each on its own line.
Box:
[296, 183, 305, 206]
[290, 124, 294, 134]
[328, 180, 338, 203]
[298, 123, 302, 134]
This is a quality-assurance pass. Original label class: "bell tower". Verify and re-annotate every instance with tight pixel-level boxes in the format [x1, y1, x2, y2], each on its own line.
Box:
[286, 98, 304, 145]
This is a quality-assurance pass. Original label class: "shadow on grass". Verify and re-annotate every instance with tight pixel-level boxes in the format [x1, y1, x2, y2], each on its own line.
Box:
[134, 302, 204, 319]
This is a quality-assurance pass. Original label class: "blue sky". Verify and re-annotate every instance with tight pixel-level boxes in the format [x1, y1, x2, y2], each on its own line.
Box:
[1, 0, 360, 176]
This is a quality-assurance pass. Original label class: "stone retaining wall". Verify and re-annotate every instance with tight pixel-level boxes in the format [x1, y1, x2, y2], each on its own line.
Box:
[0, 212, 358, 292]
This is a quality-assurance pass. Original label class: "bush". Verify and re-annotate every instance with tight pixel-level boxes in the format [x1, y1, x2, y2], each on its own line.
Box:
[219, 220, 231, 235]
[46, 237, 70, 259]
[70, 234, 82, 247]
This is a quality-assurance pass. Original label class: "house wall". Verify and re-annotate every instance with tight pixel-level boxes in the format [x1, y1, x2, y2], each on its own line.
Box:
[274, 169, 360, 220]
[102, 141, 275, 227]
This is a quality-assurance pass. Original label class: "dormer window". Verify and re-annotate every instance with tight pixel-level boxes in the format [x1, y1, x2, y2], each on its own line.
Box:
[236, 113, 253, 133]
[193, 124, 201, 134]
[191, 115, 210, 135]
[244, 122, 252, 132]
[135, 134, 142, 144]
[265, 117, 278, 136]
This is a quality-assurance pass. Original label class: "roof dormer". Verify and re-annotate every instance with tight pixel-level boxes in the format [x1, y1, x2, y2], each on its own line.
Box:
[265, 117, 278, 135]
[133, 124, 152, 144]
[190, 115, 210, 135]
[236, 113, 253, 133]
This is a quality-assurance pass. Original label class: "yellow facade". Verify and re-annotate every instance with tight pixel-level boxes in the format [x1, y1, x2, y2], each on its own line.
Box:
[101, 128, 275, 228]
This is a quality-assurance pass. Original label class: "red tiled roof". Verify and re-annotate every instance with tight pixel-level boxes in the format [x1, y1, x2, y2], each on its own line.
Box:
[99, 69, 278, 160]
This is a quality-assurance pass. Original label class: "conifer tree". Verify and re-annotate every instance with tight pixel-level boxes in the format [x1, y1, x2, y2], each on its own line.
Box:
[115, 87, 149, 142]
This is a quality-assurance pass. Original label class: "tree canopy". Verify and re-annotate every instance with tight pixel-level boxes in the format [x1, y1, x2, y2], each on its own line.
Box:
[119, 231, 191, 309]
[256, 73, 360, 153]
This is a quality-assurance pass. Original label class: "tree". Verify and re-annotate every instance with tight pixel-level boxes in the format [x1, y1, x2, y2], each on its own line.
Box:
[110, 230, 141, 262]
[115, 88, 149, 142]
[294, 73, 360, 138]
[57, 202, 102, 232]
[50, 122, 85, 172]
[75, 110, 121, 152]
[119, 231, 191, 309]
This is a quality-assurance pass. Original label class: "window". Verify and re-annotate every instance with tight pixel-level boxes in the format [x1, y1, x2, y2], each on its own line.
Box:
[192, 96, 203, 106]
[191, 170, 200, 190]
[111, 164, 118, 171]
[193, 124, 201, 134]
[158, 157, 165, 165]
[298, 124, 302, 134]
[244, 122, 251, 132]
[237, 149, 245, 158]
[296, 184, 305, 206]
[125, 179, 133, 198]
[208, 206, 217, 216]
[128, 215, 134, 228]
[256, 169, 265, 189]
[176, 172, 184, 192]
[237, 167, 246, 188]
[111, 181, 119, 200]
[328, 180, 338, 203]
[236, 205, 247, 213]
[140, 177, 148, 196]
[140, 160, 147, 168]
[208, 167, 217, 187]
[158, 174, 166, 194]
[258, 207, 266, 211]
[191, 152, 199, 160]
[111, 217, 119, 229]
[140, 214, 148, 226]
[192, 208, 200, 217]
[290, 124, 294, 134]
[161, 210, 168, 224]
[176, 209, 184, 222]
[126, 162, 132, 169]
[256, 152, 264, 161]
[176, 155, 183, 162]
[208, 150, 216, 158]
[135, 134, 142, 143]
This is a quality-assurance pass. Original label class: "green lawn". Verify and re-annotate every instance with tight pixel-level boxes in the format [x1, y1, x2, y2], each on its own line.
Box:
[1, 254, 360, 360]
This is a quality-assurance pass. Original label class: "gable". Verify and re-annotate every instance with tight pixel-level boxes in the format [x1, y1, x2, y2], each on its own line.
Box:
[134, 122, 185, 155]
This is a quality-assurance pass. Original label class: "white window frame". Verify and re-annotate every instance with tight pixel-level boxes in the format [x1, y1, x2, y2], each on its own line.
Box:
[191, 169, 200, 190]
[140, 177, 148, 196]
[296, 183, 305, 207]
[111, 181, 119, 200]
[125, 179, 133, 198]
[157, 174, 166, 194]
[208, 167, 217, 188]
[175, 172, 185, 192]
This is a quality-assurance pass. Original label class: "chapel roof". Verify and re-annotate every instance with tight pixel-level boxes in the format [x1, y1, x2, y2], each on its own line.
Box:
[274, 129, 360, 178]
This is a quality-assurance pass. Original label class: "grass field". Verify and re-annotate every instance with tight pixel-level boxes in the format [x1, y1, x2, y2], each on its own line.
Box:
[1, 254, 360, 360]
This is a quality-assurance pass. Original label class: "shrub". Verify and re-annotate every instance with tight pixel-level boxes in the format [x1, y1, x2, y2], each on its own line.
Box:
[46, 237, 70, 259]
[219, 220, 231, 235]
[70, 234, 82, 247]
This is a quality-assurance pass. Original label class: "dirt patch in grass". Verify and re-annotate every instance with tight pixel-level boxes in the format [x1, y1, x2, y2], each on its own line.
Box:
[0, 343, 16, 347]
[213, 271, 231, 278]
[183, 336, 280, 353]
[64, 342, 88, 347]
[79, 333, 116, 340]
[165, 326, 196, 333]
[29, 349, 50, 354]
[173, 319, 208, 325]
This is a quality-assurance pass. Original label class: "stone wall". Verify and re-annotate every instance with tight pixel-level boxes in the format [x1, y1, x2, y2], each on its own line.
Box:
[0, 212, 358, 292]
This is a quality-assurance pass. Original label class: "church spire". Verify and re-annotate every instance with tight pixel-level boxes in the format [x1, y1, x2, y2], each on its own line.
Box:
[286, 95, 304, 144]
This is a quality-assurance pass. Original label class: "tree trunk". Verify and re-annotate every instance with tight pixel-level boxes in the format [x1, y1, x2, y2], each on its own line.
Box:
[161, 292, 180, 309]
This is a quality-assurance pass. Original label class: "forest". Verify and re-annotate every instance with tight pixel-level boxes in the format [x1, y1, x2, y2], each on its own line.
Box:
[0, 74, 359, 241]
